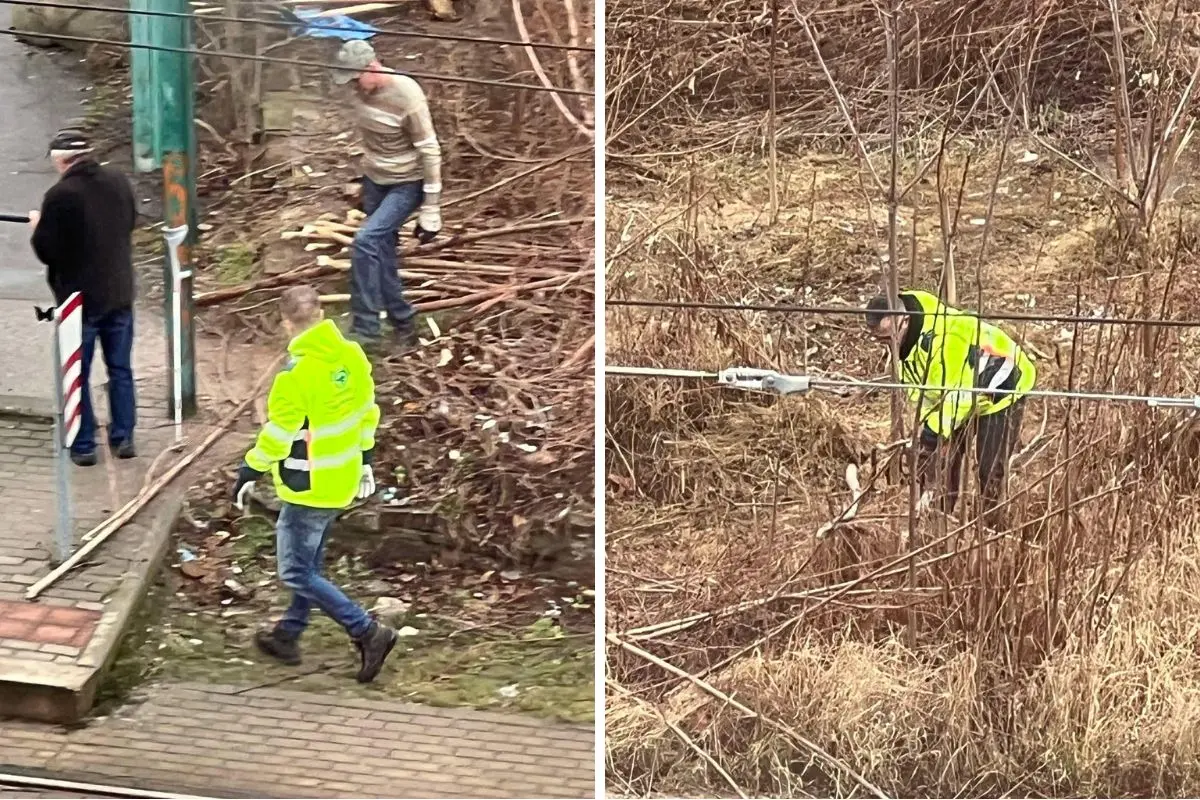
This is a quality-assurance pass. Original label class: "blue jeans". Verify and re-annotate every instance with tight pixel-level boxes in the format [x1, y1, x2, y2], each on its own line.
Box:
[350, 177, 424, 338]
[275, 503, 371, 640]
[73, 307, 136, 455]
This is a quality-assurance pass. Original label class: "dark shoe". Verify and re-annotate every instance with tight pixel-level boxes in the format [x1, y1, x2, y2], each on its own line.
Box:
[111, 438, 136, 459]
[70, 450, 97, 467]
[392, 320, 418, 349]
[353, 621, 397, 683]
[255, 628, 301, 666]
[347, 330, 383, 355]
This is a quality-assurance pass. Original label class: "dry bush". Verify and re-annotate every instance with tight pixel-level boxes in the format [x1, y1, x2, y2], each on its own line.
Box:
[605, 0, 1200, 792]
[608, 371, 1200, 796]
[606, 0, 1200, 154]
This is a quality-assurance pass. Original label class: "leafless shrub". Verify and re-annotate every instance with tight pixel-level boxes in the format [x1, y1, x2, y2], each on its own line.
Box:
[606, 0, 1200, 796]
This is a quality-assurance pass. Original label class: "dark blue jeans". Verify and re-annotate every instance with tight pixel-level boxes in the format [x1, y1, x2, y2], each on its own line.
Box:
[275, 503, 371, 640]
[74, 307, 136, 456]
[349, 177, 424, 338]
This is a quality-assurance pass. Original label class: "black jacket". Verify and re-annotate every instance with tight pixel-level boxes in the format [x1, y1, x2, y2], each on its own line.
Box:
[31, 159, 138, 316]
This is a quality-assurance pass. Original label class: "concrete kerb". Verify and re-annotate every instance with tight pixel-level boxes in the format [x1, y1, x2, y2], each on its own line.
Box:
[0, 484, 184, 723]
[77, 488, 184, 671]
[0, 401, 53, 421]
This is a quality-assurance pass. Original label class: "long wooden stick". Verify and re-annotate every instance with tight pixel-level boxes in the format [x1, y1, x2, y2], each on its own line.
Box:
[443, 158, 590, 210]
[27, 357, 285, 600]
[510, 0, 591, 139]
[606, 678, 748, 799]
[81, 441, 186, 544]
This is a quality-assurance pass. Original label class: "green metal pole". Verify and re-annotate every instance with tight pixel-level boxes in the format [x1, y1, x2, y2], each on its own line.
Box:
[158, 0, 198, 419]
[129, 0, 158, 174]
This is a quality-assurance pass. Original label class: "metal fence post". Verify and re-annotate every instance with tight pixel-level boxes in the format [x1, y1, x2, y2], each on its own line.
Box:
[49, 321, 73, 567]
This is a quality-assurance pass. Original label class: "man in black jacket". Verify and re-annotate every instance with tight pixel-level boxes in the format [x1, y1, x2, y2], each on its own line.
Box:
[29, 129, 139, 467]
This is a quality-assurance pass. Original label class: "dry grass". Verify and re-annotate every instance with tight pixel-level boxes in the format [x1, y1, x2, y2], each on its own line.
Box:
[605, 1, 1200, 795]
[606, 161, 1200, 797]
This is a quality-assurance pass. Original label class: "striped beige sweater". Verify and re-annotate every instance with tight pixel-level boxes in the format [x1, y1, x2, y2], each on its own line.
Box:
[353, 73, 442, 207]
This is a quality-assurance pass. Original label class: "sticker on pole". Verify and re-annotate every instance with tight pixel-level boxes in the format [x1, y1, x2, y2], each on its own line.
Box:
[57, 292, 84, 449]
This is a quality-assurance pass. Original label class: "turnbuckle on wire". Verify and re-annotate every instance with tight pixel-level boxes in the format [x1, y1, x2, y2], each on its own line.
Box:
[717, 367, 812, 396]
[1147, 395, 1200, 410]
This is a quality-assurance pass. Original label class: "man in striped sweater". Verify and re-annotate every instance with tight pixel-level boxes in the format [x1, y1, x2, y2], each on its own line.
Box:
[333, 40, 443, 350]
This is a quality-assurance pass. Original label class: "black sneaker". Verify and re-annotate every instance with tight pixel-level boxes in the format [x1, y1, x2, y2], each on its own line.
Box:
[112, 438, 136, 459]
[347, 330, 383, 355]
[392, 320, 418, 349]
[255, 628, 301, 666]
[70, 450, 97, 467]
[353, 621, 397, 683]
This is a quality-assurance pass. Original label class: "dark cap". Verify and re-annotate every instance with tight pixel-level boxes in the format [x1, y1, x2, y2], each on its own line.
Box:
[47, 128, 92, 156]
[865, 295, 899, 328]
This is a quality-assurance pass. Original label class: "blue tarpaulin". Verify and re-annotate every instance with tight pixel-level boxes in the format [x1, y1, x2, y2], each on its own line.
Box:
[291, 7, 378, 40]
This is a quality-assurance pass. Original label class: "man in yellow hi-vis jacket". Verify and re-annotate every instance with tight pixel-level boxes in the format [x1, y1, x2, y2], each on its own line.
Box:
[232, 285, 397, 683]
[866, 289, 1036, 521]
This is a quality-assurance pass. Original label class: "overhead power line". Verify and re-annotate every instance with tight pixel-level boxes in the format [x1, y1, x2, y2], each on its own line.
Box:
[605, 365, 1200, 409]
[0, 27, 592, 96]
[0, 0, 592, 52]
[606, 298, 1200, 330]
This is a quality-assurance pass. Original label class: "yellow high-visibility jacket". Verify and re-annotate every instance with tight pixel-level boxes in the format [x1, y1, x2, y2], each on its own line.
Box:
[898, 290, 1036, 440]
[244, 319, 381, 508]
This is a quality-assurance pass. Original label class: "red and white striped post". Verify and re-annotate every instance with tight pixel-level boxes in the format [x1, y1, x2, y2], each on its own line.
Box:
[51, 292, 82, 565]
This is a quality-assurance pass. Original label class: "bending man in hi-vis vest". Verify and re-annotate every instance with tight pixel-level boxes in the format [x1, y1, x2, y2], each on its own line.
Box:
[865, 289, 1036, 523]
[232, 285, 397, 683]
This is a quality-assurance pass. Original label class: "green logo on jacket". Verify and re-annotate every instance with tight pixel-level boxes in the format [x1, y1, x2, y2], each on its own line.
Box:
[332, 367, 349, 388]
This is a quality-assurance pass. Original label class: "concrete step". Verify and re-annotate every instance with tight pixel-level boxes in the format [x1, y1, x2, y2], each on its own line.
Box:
[0, 657, 97, 723]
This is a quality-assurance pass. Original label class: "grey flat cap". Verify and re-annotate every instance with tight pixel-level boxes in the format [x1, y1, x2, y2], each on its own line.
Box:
[332, 40, 377, 85]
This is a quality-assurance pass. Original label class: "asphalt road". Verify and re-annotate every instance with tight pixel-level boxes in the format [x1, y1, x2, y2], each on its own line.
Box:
[0, 9, 88, 413]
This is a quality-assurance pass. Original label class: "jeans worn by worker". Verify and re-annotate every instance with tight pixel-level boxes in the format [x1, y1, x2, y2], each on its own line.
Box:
[349, 177, 424, 339]
[274, 502, 372, 640]
[73, 307, 136, 456]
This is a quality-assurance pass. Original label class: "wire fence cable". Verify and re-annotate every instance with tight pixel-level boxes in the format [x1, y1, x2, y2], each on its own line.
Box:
[606, 297, 1200, 329]
[0, 0, 592, 51]
[605, 365, 1200, 409]
[0, 28, 592, 96]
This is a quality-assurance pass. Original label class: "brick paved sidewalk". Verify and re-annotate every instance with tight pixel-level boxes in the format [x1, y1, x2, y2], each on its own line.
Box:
[0, 681, 596, 798]
[0, 395, 174, 668]
[0, 308, 263, 721]
[0, 308, 176, 671]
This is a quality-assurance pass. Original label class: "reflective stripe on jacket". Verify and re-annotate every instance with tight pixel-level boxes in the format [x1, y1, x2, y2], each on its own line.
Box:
[245, 319, 381, 508]
[900, 290, 1036, 440]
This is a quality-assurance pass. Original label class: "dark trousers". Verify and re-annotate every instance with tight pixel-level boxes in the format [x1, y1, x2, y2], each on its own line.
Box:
[74, 307, 136, 455]
[928, 400, 1025, 521]
[349, 177, 423, 338]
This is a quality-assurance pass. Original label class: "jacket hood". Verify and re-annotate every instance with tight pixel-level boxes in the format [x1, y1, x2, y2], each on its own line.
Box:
[898, 291, 924, 360]
[288, 319, 352, 363]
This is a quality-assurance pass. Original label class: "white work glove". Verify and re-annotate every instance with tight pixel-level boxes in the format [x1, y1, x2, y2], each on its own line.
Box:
[914, 490, 935, 517]
[356, 465, 376, 500]
[234, 482, 253, 511]
[413, 205, 441, 244]
[232, 464, 263, 511]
